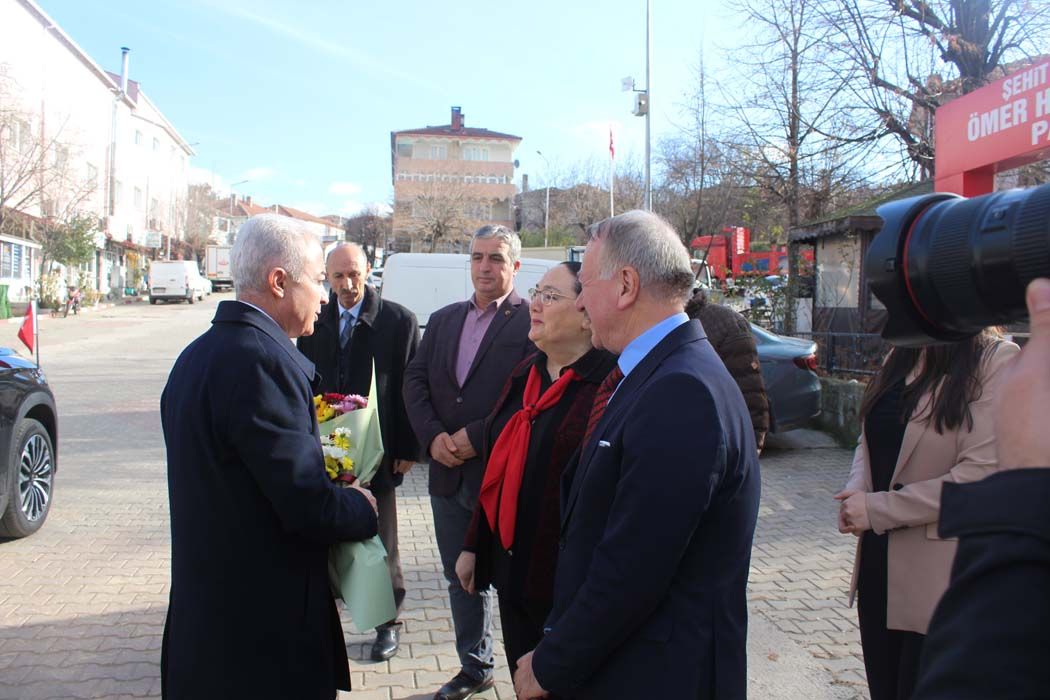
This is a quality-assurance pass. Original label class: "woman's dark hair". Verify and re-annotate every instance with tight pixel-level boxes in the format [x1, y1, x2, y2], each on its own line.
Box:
[859, 328, 1003, 434]
[559, 261, 583, 294]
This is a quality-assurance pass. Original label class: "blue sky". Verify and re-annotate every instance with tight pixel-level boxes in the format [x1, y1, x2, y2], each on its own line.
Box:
[39, 0, 734, 217]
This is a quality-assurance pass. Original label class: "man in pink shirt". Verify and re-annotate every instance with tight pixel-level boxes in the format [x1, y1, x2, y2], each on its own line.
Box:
[404, 226, 533, 700]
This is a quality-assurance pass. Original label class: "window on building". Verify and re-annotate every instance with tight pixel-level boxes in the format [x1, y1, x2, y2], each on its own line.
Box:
[12, 244, 23, 280]
[134, 130, 143, 146]
[1, 244, 13, 278]
[134, 187, 144, 210]
[25, 248, 33, 279]
[115, 181, 123, 206]
[462, 145, 489, 161]
[396, 142, 413, 158]
[816, 235, 860, 308]
[150, 198, 159, 217]
[16, 118, 32, 153]
[464, 176, 474, 184]
[53, 144, 69, 169]
[428, 144, 447, 160]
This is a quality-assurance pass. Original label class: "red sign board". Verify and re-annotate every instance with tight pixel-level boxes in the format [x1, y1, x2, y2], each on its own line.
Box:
[935, 60, 1050, 196]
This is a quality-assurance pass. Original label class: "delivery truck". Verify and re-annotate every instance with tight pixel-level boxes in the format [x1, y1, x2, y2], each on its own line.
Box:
[205, 244, 232, 291]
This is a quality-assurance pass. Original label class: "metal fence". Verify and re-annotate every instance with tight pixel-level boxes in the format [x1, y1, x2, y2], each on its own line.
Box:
[792, 331, 888, 377]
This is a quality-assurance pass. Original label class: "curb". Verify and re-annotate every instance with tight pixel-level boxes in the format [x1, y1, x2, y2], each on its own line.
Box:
[4, 298, 150, 324]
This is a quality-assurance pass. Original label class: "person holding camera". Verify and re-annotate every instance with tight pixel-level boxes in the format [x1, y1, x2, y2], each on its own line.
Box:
[835, 328, 1019, 700]
[911, 278, 1050, 698]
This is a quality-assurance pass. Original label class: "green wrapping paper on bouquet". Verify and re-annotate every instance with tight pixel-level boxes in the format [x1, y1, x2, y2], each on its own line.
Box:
[317, 362, 396, 633]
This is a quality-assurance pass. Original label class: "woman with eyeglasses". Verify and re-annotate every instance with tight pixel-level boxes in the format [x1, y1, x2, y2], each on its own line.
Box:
[455, 261, 616, 677]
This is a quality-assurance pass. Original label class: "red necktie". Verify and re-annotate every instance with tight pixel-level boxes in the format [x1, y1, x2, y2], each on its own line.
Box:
[583, 366, 624, 446]
[479, 366, 581, 550]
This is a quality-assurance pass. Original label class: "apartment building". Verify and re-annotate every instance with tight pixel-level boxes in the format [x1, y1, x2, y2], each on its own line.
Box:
[1, 0, 194, 299]
[391, 107, 520, 251]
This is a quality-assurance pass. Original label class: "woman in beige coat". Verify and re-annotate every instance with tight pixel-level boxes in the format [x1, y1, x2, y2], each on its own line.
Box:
[835, 330, 1018, 700]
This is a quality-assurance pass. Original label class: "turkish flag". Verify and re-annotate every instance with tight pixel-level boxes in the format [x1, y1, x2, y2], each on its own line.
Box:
[17, 300, 36, 355]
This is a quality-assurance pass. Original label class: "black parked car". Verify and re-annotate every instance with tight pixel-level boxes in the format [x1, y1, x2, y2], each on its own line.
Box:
[0, 348, 58, 538]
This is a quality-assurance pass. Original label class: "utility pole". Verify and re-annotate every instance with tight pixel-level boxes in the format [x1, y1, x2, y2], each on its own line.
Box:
[536, 150, 551, 247]
[644, 0, 652, 211]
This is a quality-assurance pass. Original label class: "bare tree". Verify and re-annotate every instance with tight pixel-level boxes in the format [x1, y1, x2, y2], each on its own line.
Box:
[345, 205, 392, 266]
[0, 68, 95, 236]
[823, 0, 1050, 177]
[183, 183, 217, 259]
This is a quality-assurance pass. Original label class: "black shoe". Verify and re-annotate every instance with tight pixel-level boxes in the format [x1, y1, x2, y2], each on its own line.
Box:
[433, 671, 494, 700]
[370, 622, 401, 661]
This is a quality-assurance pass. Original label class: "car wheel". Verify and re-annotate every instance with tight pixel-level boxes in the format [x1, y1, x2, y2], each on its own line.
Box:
[0, 418, 55, 538]
[187, 294, 195, 305]
[149, 297, 157, 305]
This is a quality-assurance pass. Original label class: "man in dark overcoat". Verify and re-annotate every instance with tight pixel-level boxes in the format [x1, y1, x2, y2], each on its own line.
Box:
[297, 242, 421, 660]
[160, 214, 378, 700]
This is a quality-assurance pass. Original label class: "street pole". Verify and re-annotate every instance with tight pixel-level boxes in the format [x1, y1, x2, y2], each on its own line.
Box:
[645, 0, 652, 211]
[536, 150, 551, 247]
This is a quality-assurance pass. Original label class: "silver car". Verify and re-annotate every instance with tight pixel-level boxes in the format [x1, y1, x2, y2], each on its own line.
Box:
[751, 324, 822, 433]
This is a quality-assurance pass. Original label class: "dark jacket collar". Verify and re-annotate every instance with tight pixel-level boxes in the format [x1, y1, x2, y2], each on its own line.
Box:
[317, 285, 380, 332]
[214, 300, 316, 379]
[516, 348, 618, 384]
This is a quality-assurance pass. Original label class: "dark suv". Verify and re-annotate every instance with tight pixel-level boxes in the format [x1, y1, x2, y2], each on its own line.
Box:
[0, 348, 58, 538]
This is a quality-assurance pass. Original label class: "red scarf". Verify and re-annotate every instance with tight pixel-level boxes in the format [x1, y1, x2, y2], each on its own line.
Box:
[479, 365, 580, 550]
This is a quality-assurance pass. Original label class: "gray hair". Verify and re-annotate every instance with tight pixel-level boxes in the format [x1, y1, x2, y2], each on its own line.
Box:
[231, 214, 320, 294]
[470, 224, 521, 264]
[587, 210, 694, 303]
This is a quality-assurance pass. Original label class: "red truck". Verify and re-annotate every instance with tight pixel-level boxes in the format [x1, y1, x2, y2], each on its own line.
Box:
[690, 227, 813, 282]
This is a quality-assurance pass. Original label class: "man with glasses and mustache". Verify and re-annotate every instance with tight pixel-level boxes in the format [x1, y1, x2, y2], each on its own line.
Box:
[404, 225, 533, 700]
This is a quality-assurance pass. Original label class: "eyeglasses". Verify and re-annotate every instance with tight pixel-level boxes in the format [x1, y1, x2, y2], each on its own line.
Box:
[528, 287, 574, 306]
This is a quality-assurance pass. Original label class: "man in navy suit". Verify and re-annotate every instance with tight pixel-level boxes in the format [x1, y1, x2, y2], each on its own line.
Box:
[160, 214, 379, 700]
[513, 210, 761, 700]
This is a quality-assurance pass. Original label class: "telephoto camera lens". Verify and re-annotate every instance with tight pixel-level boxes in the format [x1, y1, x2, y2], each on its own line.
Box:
[866, 182, 1050, 347]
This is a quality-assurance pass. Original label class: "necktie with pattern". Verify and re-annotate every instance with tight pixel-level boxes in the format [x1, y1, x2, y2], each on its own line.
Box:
[340, 310, 353, 348]
[582, 365, 624, 446]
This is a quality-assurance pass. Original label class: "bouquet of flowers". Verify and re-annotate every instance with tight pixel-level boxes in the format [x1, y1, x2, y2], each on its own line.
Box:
[315, 393, 368, 482]
[315, 365, 396, 633]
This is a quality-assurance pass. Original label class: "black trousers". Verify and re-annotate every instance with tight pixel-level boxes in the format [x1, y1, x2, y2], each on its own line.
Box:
[858, 531, 925, 700]
[497, 593, 551, 678]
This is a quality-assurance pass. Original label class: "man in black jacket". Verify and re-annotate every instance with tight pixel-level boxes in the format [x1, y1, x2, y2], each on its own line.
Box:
[403, 225, 533, 700]
[161, 214, 378, 700]
[913, 278, 1050, 699]
[297, 242, 420, 661]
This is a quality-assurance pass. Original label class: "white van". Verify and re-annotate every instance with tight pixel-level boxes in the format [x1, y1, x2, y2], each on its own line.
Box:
[149, 260, 209, 305]
[380, 253, 561, 328]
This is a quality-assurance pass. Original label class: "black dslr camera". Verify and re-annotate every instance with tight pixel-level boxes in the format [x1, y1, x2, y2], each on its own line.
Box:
[866, 183, 1050, 347]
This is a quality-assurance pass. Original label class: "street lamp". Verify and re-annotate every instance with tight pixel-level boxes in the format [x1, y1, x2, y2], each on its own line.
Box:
[536, 150, 551, 247]
[623, 0, 653, 211]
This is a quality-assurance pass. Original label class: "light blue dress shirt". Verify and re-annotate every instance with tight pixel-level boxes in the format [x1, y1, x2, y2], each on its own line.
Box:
[617, 312, 691, 380]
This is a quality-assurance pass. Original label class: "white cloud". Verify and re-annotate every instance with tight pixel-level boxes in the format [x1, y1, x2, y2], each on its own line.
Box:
[241, 167, 276, 181]
[206, 3, 435, 93]
[328, 181, 362, 196]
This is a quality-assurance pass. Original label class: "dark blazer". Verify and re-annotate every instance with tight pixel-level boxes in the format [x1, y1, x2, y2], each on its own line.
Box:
[531, 319, 761, 700]
[297, 287, 421, 492]
[463, 349, 618, 603]
[160, 301, 378, 700]
[913, 469, 1050, 699]
[403, 291, 533, 497]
